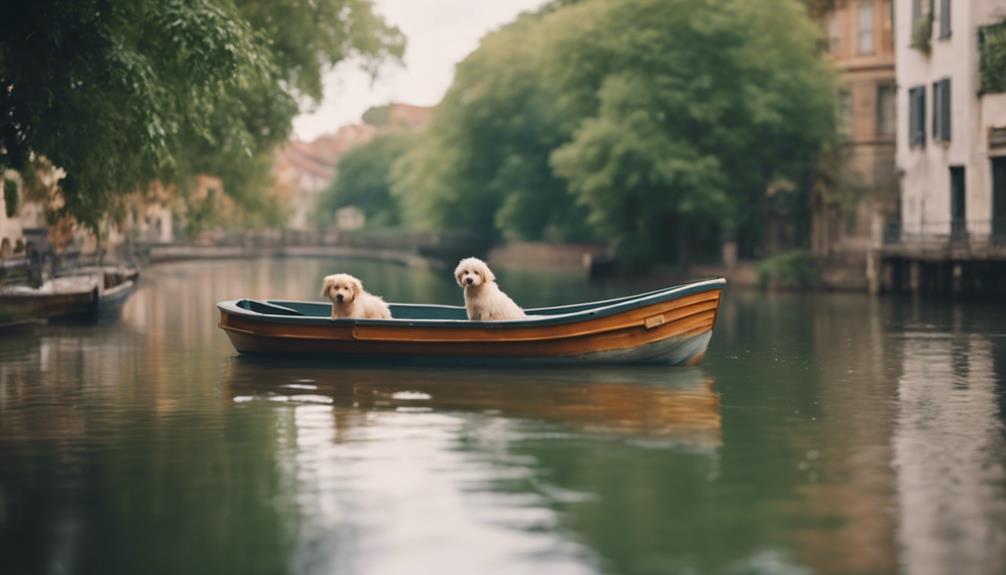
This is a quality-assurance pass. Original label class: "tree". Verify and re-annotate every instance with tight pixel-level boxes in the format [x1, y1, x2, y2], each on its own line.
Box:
[318, 132, 414, 228]
[548, 0, 834, 264]
[0, 0, 404, 230]
[391, 10, 594, 244]
[393, 0, 833, 265]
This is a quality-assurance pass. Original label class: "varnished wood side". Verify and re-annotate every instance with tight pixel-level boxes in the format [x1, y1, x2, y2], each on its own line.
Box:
[221, 290, 720, 344]
[219, 288, 721, 360]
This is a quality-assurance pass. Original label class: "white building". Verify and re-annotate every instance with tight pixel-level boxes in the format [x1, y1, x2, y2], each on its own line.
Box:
[896, 0, 1006, 243]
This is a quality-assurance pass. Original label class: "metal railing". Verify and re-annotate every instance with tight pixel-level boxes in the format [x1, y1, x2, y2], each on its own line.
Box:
[883, 219, 1006, 251]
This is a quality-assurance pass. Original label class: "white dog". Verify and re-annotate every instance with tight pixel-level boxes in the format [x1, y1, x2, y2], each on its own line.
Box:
[321, 273, 392, 320]
[454, 257, 525, 321]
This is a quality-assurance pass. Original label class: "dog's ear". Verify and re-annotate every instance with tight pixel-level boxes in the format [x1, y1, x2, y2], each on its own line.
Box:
[350, 277, 363, 297]
[321, 277, 333, 298]
[454, 263, 466, 287]
[481, 263, 496, 283]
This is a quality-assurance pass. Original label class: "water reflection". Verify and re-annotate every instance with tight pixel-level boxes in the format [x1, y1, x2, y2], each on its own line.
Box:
[895, 329, 1006, 575]
[225, 361, 721, 574]
[226, 360, 722, 447]
[2, 259, 1006, 575]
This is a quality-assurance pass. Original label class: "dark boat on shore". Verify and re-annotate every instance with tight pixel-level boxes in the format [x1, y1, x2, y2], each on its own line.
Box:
[217, 278, 725, 365]
[0, 266, 139, 324]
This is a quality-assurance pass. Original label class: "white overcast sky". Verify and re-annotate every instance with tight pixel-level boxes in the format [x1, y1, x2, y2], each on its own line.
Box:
[292, 0, 549, 141]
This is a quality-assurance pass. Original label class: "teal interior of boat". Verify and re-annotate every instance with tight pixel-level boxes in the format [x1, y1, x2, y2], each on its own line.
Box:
[231, 279, 725, 322]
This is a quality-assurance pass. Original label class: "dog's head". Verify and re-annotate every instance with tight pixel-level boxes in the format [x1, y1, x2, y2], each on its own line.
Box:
[321, 273, 363, 304]
[454, 257, 495, 288]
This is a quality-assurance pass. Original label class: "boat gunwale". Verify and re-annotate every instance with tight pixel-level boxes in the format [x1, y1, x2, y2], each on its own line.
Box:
[217, 278, 726, 330]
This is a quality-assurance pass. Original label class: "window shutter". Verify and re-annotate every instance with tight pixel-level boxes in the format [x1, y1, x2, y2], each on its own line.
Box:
[932, 82, 939, 139]
[942, 79, 951, 141]
[917, 86, 929, 147]
[940, 0, 951, 37]
[909, 89, 918, 146]
[920, 88, 926, 146]
[909, 87, 927, 147]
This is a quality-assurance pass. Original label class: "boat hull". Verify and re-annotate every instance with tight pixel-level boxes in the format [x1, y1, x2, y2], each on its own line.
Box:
[218, 280, 724, 365]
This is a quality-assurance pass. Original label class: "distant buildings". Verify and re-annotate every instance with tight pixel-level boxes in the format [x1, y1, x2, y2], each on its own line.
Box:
[895, 0, 1006, 244]
[275, 103, 433, 231]
[812, 0, 897, 258]
[812, 1, 1006, 294]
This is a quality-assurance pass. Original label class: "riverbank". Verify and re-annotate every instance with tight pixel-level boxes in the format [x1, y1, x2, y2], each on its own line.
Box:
[144, 244, 440, 269]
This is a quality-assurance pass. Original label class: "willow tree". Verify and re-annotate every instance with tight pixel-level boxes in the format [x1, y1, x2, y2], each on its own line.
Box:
[0, 0, 404, 229]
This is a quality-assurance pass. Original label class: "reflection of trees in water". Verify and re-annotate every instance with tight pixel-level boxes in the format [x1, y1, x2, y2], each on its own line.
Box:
[706, 291, 903, 575]
[226, 360, 722, 574]
[790, 294, 899, 575]
[0, 318, 296, 574]
[226, 361, 724, 570]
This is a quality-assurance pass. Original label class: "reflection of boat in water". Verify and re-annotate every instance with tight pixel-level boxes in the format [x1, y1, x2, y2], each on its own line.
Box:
[225, 358, 722, 447]
[217, 279, 725, 365]
[0, 266, 139, 324]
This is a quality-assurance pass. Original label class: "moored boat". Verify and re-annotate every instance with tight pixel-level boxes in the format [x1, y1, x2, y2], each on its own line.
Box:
[217, 278, 725, 365]
[0, 266, 139, 323]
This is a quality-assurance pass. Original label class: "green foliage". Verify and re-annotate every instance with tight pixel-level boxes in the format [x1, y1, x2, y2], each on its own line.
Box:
[0, 0, 403, 230]
[757, 250, 821, 289]
[392, 10, 595, 244]
[318, 133, 414, 227]
[393, 0, 833, 264]
[3, 179, 17, 218]
[912, 6, 933, 53]
[361, 105, 392, 127]
[981, 21, 1006, 94]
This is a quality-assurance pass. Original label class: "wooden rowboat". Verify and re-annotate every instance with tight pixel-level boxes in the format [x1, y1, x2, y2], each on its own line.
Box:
[0, 266, 139, 324]
[217, 278, 725, 365]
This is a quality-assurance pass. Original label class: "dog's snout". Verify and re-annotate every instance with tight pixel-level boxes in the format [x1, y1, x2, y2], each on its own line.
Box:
[465, 277, 474, 285]
[336, 294, 344, 302]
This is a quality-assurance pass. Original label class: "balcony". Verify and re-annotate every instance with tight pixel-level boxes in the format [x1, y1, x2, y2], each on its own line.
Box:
[882, 219, 1006, 260]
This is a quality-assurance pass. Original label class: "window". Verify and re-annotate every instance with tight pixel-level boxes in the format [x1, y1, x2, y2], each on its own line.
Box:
[826, 12, 841, 54]
[858, 1, 875, 54]
[908, 86, 926, 147]
[837, 87, 853, 137]
[876, 83, 896, 136]
[939, 0, 951, 38]
[950, 166, 965, 239]
[933, 78, 951, 142]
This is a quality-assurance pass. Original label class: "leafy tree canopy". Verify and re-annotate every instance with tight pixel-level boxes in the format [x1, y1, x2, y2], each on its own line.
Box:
[0, 0, 404, 230]
[393, 0, 833, 264]
[392, 10, 594, 244]
[318, 132, 414, 228]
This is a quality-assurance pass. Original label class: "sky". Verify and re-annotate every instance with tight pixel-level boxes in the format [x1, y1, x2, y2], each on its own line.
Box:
[292, 0, 549, 141]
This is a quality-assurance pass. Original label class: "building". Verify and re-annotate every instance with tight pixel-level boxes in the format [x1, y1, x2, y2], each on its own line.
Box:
[812, 0, 898, 261]
[274, 124, 378, 230]
[873, 0, 1006, 295]
[896, 0, 1006, 244]
[275, 103, 434, 231]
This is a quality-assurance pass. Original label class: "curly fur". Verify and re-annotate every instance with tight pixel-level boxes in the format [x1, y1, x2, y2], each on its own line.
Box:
[454, 257, 525, 321]
[321, 273, 392, 320]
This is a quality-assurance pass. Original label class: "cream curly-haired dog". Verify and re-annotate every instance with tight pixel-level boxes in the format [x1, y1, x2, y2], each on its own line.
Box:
[454, 257, 525, 321]
[321, 273, 392, 320]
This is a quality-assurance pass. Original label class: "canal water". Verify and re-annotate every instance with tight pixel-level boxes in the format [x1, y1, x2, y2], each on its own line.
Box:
[1, 258, 1005, 575]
